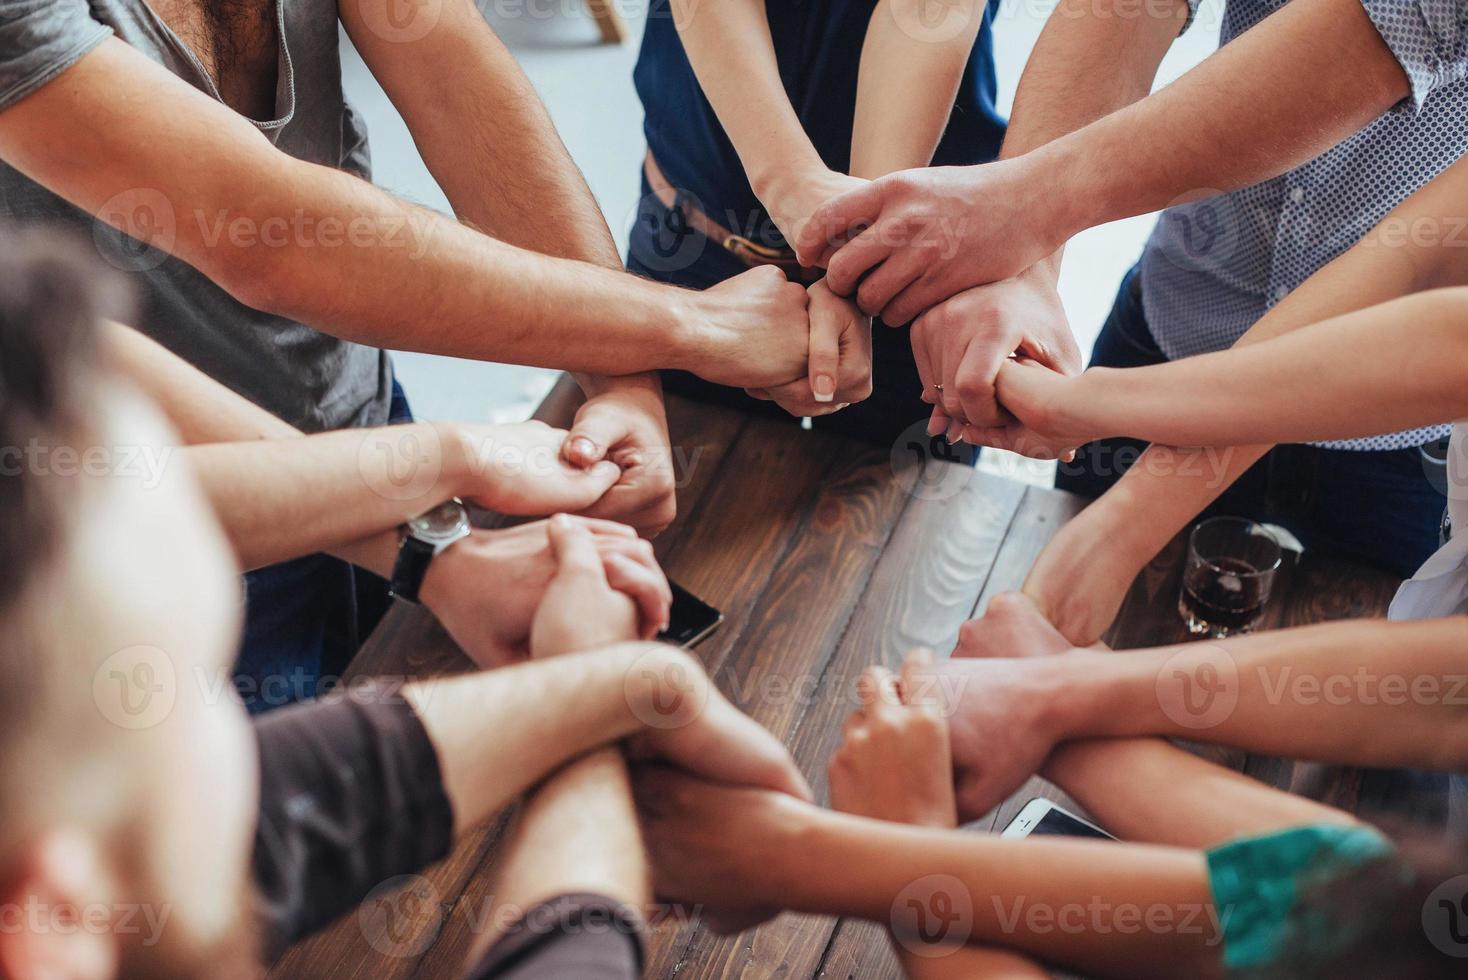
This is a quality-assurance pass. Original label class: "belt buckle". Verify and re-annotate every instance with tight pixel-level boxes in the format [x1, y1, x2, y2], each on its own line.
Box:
[722, 233, 792, 265]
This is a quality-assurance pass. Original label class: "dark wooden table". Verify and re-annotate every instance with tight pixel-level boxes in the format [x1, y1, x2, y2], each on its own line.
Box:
[271, 379, 1403, 980]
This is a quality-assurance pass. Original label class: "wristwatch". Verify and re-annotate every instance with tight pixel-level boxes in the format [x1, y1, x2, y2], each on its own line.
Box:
[389, 498, 472, 604]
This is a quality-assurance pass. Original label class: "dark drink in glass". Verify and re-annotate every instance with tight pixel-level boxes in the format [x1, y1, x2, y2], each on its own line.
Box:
[1178, 517, 1282, 637]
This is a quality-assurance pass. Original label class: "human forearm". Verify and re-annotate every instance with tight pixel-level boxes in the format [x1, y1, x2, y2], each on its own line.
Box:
[1002, 0, 1188, 159]
[1041, 738, 1356, 851]
[849, 0, 986, 178]
[181, 422, 477, 570]
[1044, 618, 1468, 770]
[761, 804, 1219, 978]
[479, 748, 646, 957]
[345, 0, 621, 268]
[1063, 289, 1468, 446]
[671, 0, 826, 201]
[1027, 0, 1409, 242]
[402, 642, 684, 836]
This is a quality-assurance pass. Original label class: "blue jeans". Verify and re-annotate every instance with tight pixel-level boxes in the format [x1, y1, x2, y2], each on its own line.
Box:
[234, 380, 412, 714]
[626, 174, 934, 451]
[1056, 265, 1447, 581]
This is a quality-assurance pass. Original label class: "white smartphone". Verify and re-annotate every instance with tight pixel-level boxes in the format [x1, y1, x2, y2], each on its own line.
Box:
[1001, 798, 1113, 840]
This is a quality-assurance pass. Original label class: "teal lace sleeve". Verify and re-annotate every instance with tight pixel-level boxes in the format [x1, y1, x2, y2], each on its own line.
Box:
[1207, 824, 1405, 978]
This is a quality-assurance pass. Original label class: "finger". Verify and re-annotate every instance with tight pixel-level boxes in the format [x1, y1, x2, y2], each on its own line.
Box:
[856, 251, 924, 321]
[795, 181, 887, 266]
[705, 700, 815, 801]
[899, 648, 943, 715]
[954, 336, 1013, 430]
[563, 411, 627, 468]
[927, 404, 950, 439]
[855, 666, 901, 711]
[910, 312, 936, 403]
[575, 516, 641, 538]
[883, 276, 949, 329]
[808, 296, 842, 405]
[825, 224, 894, 299]
[547, 513, 608, 581]
[744, 388, 774, 401]
[840, 711, 867, 742]
[604, 552, 672, 638]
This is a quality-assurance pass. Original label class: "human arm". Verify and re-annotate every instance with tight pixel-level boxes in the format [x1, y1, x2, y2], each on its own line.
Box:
[798, 0, 1418, 325]
[0, 40, 812, 389]
[943, 594, 1468, 815]
[341, 0, 676, 535]
[104, 323, 671, 663]
[1015, 147, 1468, 643]
[637, 768, 1222, 980]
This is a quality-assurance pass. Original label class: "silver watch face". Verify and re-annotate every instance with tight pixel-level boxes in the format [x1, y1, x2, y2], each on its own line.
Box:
[407, 499, 470, 545]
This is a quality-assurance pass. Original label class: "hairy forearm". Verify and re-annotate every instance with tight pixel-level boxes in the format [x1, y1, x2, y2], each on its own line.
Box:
[3, 41, 703, 378]
[1048, 618, 1468, 771]
[1031, 0, 1409, 241]
[1070, 289, 1468, 446]
[403, 642, 677, 835]
[766, 806, 1219, 978]
[346, 0, 621, 268]
[849, 0, 986, 178]
[1002, 0, 1188, 159]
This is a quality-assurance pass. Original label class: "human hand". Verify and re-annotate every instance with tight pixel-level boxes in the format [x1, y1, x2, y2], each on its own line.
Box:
[420, 516, 670, 668]
[759, 167, 867, 251]
[938, 593, 1077, 819]
[793, 160, 1069, 325]
[746, 278, 873, 415]
[970, 358, 1094, 459]
[828, 649, 957, 829]
[684, 265, 811, 390]
[529, 515, 665, 658]
[562, 380, 677, 536]
[450, 420, 622, 516]
[909, 266, 1081, 438]
[633, 765, 813, 933]
[1021, 501, 1151, 647]
[624, 650, 812, 802]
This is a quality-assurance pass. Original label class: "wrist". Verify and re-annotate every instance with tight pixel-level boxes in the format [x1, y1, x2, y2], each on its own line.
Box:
[1024, 138, 1105, 247]
[749, 155, 828, 212]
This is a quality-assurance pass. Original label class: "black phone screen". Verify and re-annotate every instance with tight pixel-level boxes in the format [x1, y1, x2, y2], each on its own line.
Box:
[1031, 808, 1114, 840]
[656, 581, 723, 648]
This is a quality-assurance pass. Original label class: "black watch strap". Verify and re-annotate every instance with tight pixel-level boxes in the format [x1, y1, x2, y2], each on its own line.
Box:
[389, 535, 438, 604]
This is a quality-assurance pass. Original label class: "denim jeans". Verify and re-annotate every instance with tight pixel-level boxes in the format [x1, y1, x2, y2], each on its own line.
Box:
[1056, 265, 1447, 581]
[234, 379, 411, 714]
[626, 174, 931, 451]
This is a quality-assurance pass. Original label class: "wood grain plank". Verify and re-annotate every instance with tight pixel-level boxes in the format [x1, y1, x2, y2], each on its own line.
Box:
[655, 442, 926, 979]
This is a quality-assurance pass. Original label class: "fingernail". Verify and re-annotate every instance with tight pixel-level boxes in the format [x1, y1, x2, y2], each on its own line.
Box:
[813, 374, 835, 402]
[926, 415, 946, 437]
[946, 420, 964, 444]
[570, 436, 597, 458]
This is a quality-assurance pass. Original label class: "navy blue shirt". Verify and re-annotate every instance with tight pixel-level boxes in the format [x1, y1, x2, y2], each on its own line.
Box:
[633, 0, 1006, 250]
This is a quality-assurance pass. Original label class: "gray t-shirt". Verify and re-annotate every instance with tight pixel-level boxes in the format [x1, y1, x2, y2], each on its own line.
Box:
[0, 0, 392, 432]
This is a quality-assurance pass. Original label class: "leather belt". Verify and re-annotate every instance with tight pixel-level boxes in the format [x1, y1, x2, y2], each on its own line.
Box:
[643, 151, 821, 283]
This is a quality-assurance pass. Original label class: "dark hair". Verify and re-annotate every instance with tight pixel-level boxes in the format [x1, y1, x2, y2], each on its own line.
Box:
[1292, 824, 1468, 979]
[0, 229, 132, 603]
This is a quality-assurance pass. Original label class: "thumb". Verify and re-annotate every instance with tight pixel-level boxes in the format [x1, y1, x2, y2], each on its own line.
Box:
[794, 181, 884, 266]
[563, 412, 625, 468]
[808, 303, 841, 405]
[547, 514, 607, 581]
